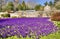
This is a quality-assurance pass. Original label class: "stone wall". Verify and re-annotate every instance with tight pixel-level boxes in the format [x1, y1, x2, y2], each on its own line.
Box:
[0, 10, 60, 18]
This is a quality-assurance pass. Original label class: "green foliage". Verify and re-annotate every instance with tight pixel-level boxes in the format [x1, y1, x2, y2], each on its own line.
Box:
[21, 1, 26, 10]
[17, 4, 22, 10]
[0, 7, 7, 12]
[44, 1, 54, 7]
[0, 35, 33, 39]
[1, 14, 10, 17]
[0, 8, 2, 12]
[17, 1, 30, 11]
[40, 31, 60, 39]
[5, 2, 14, 11]
[55, 5, 60, 10]
[49, 1, 53, 7]
[21, 1, 28, 10]
[0, 1, 46, 11]
[53, 21, 60, 28]
[0, 1, 30, 11]
[44, 1, 48, 6]
[34, 5, 41, 11]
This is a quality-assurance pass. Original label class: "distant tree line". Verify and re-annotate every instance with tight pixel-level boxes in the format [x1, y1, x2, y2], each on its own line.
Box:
[0, 0, 60, 12]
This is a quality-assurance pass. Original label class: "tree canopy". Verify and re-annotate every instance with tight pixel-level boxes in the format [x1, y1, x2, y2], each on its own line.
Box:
[5, 2, 14, 12]
[44, 1, 48, 6]
[34, 4, 41, 11]
[49, 1, 53, 6]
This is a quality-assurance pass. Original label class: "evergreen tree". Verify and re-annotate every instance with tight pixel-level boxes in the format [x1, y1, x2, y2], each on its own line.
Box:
[34, 4, 41, 11]
[49, 1, 53, 7]
[17, 4, 22, 10]
[22, 1, 26, 10]
[5, 2, 14, 12]
[44, 1, 48, 6]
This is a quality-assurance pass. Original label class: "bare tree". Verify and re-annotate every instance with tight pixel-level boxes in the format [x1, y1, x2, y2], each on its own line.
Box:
[13, 0, 19, 12]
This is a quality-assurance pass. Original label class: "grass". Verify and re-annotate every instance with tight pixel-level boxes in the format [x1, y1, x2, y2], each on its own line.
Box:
[53, 21, 60, 28]
[40, 31, 60, 39]
[0, 21, 60, 39]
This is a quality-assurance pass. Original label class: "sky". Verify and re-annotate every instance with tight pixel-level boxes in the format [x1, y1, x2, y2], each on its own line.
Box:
[7, 0, 54, 6]
[24, 0, 54, 5]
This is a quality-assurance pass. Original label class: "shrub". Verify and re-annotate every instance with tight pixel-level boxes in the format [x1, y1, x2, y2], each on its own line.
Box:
[51, 12, 60, 21]
[1, 14, 10, 17]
